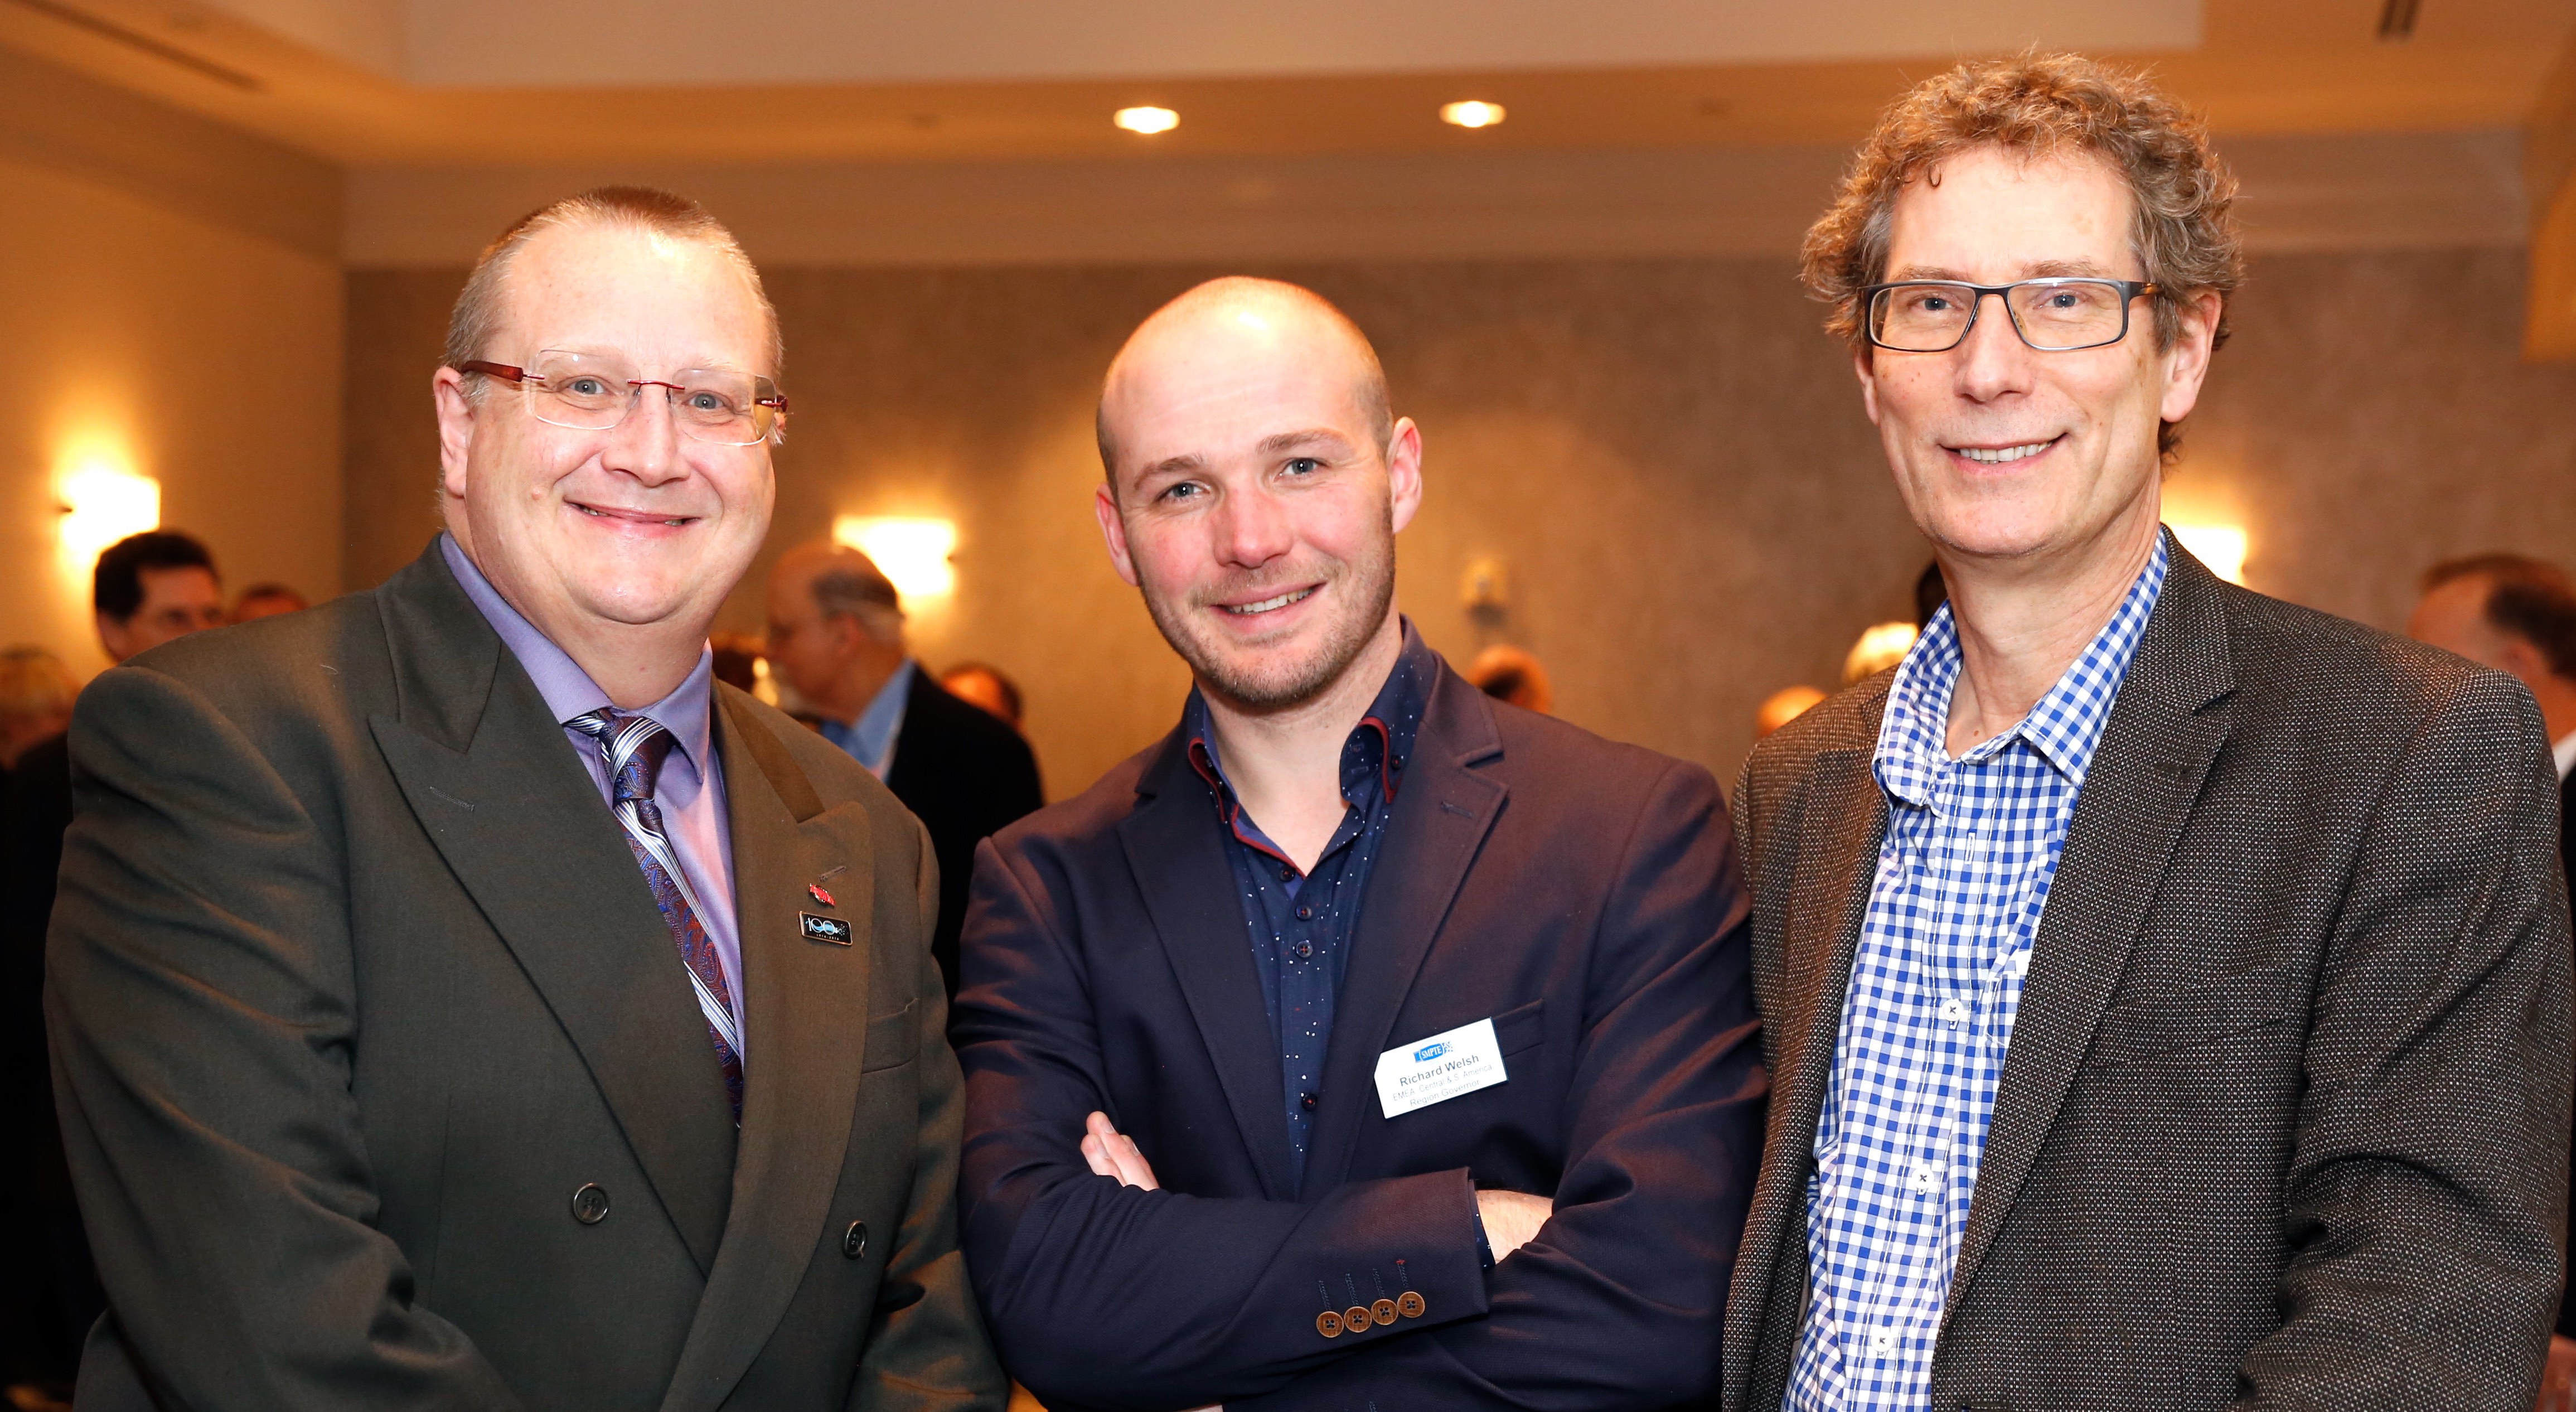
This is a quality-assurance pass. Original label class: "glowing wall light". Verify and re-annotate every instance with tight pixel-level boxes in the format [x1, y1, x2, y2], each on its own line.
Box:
[1113, 105, 1178, 135]
[58, 451, 160, 569]
[833, 515, 957, 601]
[1440, 100, 1507, 129]
[2168, 522, 2248, 584]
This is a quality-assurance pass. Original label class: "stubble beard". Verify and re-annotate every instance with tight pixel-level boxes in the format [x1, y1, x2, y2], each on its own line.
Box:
[1141, 536, 1397, 713]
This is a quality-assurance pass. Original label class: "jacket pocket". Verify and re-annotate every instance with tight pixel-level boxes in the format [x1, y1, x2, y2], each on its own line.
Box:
[1495, 997, 1547, 1057]
[2086, 963, 2295, 1067]
[861, 998, 921, 1072]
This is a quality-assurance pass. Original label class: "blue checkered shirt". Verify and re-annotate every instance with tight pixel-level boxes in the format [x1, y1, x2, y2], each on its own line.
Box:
[1787, 539, 2167, 1412]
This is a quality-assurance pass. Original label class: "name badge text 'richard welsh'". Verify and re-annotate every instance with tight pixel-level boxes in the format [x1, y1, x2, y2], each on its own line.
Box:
[1374, 1017, 1508, 1119]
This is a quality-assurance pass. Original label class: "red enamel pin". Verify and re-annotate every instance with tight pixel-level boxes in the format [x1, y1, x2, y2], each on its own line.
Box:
[808, 883, 836, 907]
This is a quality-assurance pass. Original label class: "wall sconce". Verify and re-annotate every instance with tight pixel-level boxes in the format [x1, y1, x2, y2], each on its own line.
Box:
[2167, 522, 2248, 585]
[59, 459, 160, 569]
[833, 515, 958, 601]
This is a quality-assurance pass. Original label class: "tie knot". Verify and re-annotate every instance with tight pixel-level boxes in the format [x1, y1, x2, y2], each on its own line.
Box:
[569, 708, 675, 804]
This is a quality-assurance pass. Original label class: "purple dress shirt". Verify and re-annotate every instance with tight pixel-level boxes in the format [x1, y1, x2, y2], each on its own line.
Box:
[440, 534, 747, 1047]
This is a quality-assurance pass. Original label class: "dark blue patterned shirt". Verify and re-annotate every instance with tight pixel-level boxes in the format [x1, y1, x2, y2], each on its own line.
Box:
[1184, 621, 1435, 1182]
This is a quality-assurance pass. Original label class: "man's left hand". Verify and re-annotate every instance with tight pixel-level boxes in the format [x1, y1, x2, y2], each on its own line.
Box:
[1082, 1110, 1160, 1189]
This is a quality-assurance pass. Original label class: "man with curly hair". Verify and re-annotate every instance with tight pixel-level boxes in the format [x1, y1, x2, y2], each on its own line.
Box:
[1722, 52, 2570, 1412]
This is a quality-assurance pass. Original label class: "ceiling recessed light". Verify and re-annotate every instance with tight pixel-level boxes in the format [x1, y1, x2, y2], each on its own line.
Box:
[1440, 100, 1506, 129]
[1114, 106, 1179, 135]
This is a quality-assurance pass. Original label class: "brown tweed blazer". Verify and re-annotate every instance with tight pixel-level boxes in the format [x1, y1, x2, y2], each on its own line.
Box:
[1722, 538, 2574, 1412]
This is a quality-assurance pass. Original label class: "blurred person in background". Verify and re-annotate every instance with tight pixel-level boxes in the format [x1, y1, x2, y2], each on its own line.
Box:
[1466, 642, 1554, 713]
[228, 582, 308, 623]
[46, 188, 1001, 1411]
[1840, 620, 1919, 683]
[938, 662, 1024, 732]
[766, 543, 1043, 999]
[2, 530, 222, 1399]
[1727, 53, 2567, 1412]
[2408, 552, 2576, 1365]
[0, 646, 74, 1404]
[0, 649, 75, 776]
[955, 277, 1762, 1411]
[1755, 684, 1828, 739]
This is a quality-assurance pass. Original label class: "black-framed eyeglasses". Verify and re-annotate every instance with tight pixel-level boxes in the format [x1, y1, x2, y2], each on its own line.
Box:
[1862, 278, 2159, 353]
[454, 349, 788, 446]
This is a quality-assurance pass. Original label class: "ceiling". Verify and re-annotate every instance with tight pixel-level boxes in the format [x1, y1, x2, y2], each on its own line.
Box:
[197, 0, 2200, 88]
[0, 0, 2568, 168]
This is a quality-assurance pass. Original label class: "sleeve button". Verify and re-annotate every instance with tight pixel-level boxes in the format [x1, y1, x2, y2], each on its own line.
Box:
[1397, 1290, 1426, 1318]
[1316, 1310, 1344, 1338]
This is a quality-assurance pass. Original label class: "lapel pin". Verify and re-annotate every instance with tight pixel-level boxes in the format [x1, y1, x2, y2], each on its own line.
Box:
[808, 883, 836, 907]
[800, 912, 854, 946]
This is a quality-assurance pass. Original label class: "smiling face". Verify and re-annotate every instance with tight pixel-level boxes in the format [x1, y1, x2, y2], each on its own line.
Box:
[434, 220, 777, 657]
[1862, 144, 2217, 572]
[1094, 289, 1420, 712]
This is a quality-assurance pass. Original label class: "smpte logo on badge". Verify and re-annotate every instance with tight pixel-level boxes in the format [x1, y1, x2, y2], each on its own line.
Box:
[1376, 1018, 1508, 1119]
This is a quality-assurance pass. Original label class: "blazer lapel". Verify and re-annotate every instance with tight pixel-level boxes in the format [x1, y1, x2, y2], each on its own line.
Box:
[1735, 733, 1889, 1365]
[1119, 733, 1301, 1199]
[1300, 668, 1505, 1201]
[365, 544, 737, 1271]
[660, 692, 876, 1412]
[1944, 538, 2238, 1318]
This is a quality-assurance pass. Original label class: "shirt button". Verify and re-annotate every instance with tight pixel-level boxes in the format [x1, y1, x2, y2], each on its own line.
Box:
[1908, 1160, 1945, 1195]
[1293, 941, 1314, 959]
[1294, 905, 1313, 921]
[1870, 1329, 1896, 1356]
[1940, 998, 1968, 1028]
[1279, 866, 1295, 882]
[1299, 1091, 1319, 1111]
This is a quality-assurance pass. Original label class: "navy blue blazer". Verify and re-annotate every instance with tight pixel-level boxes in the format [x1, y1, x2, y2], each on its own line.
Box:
[954, 657, 1765, 1411]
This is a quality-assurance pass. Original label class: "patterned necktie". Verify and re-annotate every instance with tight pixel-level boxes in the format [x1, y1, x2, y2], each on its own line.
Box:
[567, 708, 744, 1121]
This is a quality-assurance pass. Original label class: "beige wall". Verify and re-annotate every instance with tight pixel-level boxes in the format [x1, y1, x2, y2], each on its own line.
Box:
[343, 248, 2576, 798]
[0, 50, 343, 680]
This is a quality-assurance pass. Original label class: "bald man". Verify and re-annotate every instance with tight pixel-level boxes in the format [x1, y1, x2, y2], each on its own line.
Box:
[766, 541, 1044, 997]
[952, 278, 1764, 1411]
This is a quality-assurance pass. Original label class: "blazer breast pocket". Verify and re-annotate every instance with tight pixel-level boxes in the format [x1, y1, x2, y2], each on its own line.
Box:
[2086, 963, 2296, 1068]
[1494, 998, 1546, 1059]
[861, 999, 921, 1073]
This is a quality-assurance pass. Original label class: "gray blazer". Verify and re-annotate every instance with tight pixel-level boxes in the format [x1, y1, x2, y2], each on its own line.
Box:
[1722, 538, 2573, 1412]
[46, 541, 1006, 1412]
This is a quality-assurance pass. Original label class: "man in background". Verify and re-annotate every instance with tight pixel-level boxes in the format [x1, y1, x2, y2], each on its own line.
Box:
[766, 543, 1043, 999]
[956, 277, 1763, 1411]
[1727, 54, 2567, 1411]
[229, 582, 309, 623]
[2409, 552, 2576, 1350]
[2, 530, 224, 1395]
[937, 663, 1024, 732]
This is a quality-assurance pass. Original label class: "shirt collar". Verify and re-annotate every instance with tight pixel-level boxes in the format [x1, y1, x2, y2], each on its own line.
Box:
[439, 532, 718, 776]
[1185, 616, 1437, 807]
[2553, 728, 2576, 782]
[826, 659, 916, 776]
[1875, 534, 2169, 805]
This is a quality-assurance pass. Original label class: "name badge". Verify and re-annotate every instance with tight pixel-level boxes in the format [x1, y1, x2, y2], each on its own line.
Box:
[1374, 1018, 1508, 1119]
[800, 912, 853, 946]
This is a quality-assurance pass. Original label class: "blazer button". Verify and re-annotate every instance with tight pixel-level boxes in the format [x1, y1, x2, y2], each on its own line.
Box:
[1343, 1304, 1372, 1332]
[1315, 1309, 1344, 1338]
[570, 1183, 611, 1225]
[1397, 1290, 1426, 1319]
[1370, 1298, 1397, 1324]
[842, 1221, 869, 1260]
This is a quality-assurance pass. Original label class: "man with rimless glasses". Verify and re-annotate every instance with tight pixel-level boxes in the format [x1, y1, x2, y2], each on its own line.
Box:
[1722, 55, 2570, 1412]
[47, 188, 1003, 1411]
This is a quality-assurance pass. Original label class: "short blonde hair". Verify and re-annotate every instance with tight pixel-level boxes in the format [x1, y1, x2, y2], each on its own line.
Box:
[1802, 52, 2243, 457]
[0, 645, 76, 728]
[443, 186, 781, 380]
